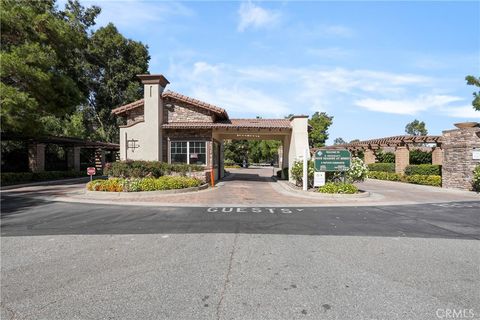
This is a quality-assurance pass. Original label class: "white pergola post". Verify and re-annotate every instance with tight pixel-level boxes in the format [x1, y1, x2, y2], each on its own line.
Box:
[303, 148, 308, 191]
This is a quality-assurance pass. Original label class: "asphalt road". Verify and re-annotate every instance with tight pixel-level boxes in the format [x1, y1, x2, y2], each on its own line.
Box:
[1, 195, 479, 319]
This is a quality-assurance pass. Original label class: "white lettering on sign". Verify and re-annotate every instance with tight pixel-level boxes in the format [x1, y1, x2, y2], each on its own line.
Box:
[206, 208, 305, 214]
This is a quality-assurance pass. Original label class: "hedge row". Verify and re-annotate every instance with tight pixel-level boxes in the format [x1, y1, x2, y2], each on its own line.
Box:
[368, 163, 442, 176]
[317, 183, 359, 194]
[367, 163, 395, 173]
[405, 164, 441, 176]
[368, 171, 441, 187]
[87, 176, 202, 192]
[104, 161, 204, 178]
[1, 171, 85, 186]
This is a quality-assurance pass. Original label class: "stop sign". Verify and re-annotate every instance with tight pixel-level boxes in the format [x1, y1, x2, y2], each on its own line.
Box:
[87, 167, 96, 176]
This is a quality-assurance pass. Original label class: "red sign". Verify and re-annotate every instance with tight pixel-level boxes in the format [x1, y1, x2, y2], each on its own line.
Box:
[87, 167, 96, 176]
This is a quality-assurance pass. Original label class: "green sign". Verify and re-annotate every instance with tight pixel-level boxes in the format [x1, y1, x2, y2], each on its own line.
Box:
[314, 149, 351, 172]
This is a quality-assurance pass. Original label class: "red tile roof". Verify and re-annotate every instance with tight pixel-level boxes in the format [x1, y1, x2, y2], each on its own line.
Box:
[162, 119, 291, 129]
[162, 90, 228, 119]
[111, 99, 144, 115]
[111, 90, 229, 120]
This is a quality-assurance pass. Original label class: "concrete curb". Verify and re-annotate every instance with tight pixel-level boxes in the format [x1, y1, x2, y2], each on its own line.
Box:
[365, 178, 480, 195]
[84, 183, 210, 199]
[275, 180, 371, 199]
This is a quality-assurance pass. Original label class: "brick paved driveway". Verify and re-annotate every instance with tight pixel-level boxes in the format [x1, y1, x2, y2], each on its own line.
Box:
[2, 167, 479, 206]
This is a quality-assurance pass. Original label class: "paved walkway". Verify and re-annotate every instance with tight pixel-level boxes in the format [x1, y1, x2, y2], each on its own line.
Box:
[2, 167, 479, 206]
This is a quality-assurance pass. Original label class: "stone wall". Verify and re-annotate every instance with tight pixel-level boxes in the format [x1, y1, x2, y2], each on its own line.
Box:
[442, 124, 480, 190]
[164, 102, 214, 123]
[126, 107, 144, 126]
[163, 129, 213, 167]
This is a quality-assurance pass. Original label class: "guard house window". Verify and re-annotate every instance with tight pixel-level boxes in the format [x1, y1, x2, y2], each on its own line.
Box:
[171, 141, 206, 165]
[171, 141, 187, 164]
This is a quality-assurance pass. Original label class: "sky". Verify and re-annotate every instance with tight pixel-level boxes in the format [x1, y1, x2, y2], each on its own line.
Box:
[61, 0, 479, 143]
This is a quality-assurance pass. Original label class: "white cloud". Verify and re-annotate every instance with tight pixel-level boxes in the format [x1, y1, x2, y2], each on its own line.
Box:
[237, 1, 281, 32]
[66, 0, 194, 30]
[442, 105, 480, 119]
[168, 60, 468, 120]
[354, 95, 463, 115]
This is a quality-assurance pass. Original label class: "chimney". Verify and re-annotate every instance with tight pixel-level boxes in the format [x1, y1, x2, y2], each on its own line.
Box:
[137, 74, 170, 161]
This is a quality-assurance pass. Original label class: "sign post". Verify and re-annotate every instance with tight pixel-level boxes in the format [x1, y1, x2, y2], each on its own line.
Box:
[303, 148, 308, 191]
[87, 167, 96, 182]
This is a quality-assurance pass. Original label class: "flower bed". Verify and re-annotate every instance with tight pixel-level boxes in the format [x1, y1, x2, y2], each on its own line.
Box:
[87, 176, 203, 192]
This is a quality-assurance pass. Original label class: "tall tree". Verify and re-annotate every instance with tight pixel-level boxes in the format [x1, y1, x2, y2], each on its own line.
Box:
[84, 23, 150, 142]
[333, 137, 346, 145]
[465, 75, 480, 111]
[308, 112, 333, 148]
[0, 0, 99, 135]
[405, 119, 428, 136]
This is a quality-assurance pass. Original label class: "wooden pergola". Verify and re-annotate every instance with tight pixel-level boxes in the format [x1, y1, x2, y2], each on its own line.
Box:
[314, 135, 444, 174]
[1, 133, 119, 172]
[330, 135, 443, 150]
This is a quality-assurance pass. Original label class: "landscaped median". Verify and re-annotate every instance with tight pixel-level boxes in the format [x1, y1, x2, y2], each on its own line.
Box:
[87, 176, 204, 192]
[283, 157, 369, 196]
[86, 160, 208, 193]
[367, 163, 442, 187]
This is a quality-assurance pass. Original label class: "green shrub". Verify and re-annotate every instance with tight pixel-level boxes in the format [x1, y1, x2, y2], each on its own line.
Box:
[317, 183, 358, 194]
[346, 157, 368, 182]
[224, 159, 236, 166]
[367, 163, 395, 173]
[368, 171, 403, 181]
[405, 174, 441, 187]
[375, 150, 395, 163]
[290, 160, 314, 187]
[86, 176, 202, 192]
[1, 171, 85, 186]
[104, 161, 204, 178]
[473, 164, 480, 191]
[405, 164, 441, 176]
[368, 171, 441, 187]
[410, 150, 432, 164]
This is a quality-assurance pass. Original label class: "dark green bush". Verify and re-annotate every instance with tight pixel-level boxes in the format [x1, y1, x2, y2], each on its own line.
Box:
[317, 183, 358, 194]
[276, 167, 289, 180]
[367, 163, 395, 173]
[375, 150, 395, 163]
[405, 164, 441, 176]
[104, 161, 204, 178]
[410, 150, 432, 164]
[0, 171, 84, 186]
